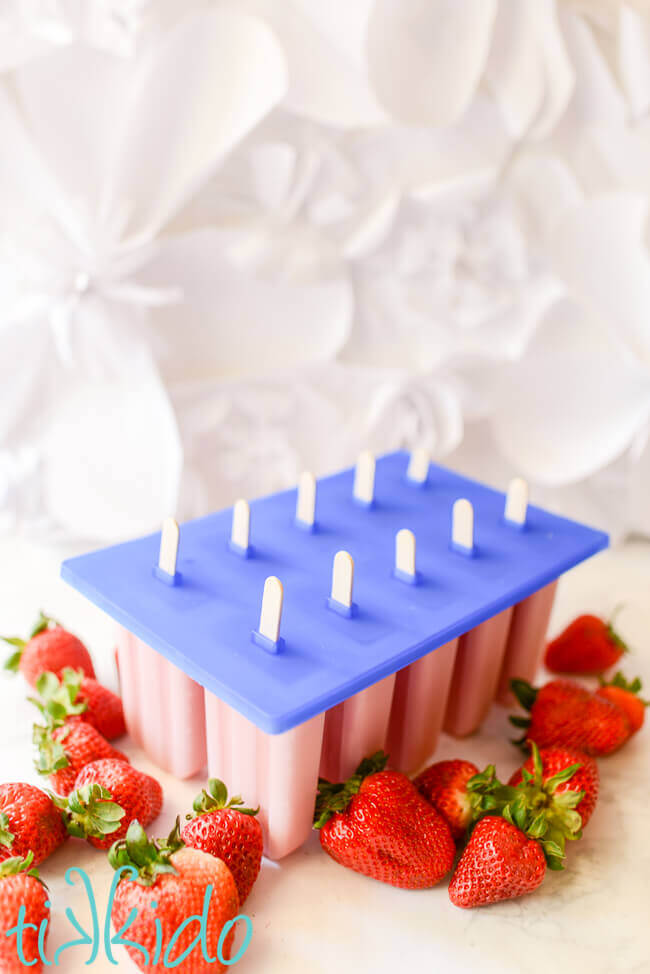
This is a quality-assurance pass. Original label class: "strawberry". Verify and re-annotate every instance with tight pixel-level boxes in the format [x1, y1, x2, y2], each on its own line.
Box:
[0, 853, 50, 973]
[181, 779, 262, 904]
[0, 783, 68, 867]
[413, 760, 480, 840]
[596, 672, 648, 733]
[510, 677, 631, 756]
[448, 816, 546, 908]
[507, 742, 599, 828]
[34, 668, 126, 740]
[33, 719, 129, 796]
[3, 612, 95, 687]
[544, 612, 627, 675]
[314, 751, 455, 889]
[58, 759, 163, 850]
[109, 820, 240, 973]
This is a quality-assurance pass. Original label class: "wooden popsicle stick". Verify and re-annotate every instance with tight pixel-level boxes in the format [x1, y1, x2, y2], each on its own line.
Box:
[452, 498, 474, 555]
[158, 517, 179, 578]
[353, 450, 375, 506]
[331, 551, 354, 609]
[296, 471, 316, 528]
[258, 576, 283, 645]
[231, 498, 251, 553]
[504, 477, 529, 526]
[395, 528, 416, 579]
[406, 448, 429, 485]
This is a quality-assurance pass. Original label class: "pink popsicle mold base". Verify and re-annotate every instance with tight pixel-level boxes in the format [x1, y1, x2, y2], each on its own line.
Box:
[116, 629, 206, 779]
[114, 581, 557, 859]
[65, 453, 608, 860]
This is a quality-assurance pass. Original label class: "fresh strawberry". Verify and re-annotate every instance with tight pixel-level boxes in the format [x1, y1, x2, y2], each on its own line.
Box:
[58, 759, 162, 850]
[596, 672, 648, 733]
[413, 760, 480, 840]
[33, 719, 129, 796]
[508, 742, 599, 828]
[510, 677, 631, 756]
[0, 853, 50, 973]
[314, 751, 455, 889]
[34, 668, 126, 740]
[544, 612, 627, 675]
[109, 821, 240, 973]
[2, 612, 95, 687]
[448, 816, 546, 908]
[0, 783, 68, 867]
[181, 779, 262, 904]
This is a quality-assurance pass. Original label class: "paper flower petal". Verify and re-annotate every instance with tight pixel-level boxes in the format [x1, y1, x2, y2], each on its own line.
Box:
[138, 229, 353, 381]
[559, 9, 626, 129]
[619, 5, 650, 120]
[548, 193, 650, 364]
[367, 0, 497, 125]
[231, 0, 386, 127]
[42, 331, 182, 541]
[102, 7, 288, 237]
[485, 0, 574, 138]
[490, 299, 650, 485]
[12, 44, 138, 211]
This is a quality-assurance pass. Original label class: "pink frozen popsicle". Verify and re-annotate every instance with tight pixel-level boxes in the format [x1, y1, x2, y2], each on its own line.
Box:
[205, 691, 325, 861]
[386, 638, 459, 773]
[496, 581, 558, 705]
[115, 627, 207, 778]
[444, 606, 514, 737]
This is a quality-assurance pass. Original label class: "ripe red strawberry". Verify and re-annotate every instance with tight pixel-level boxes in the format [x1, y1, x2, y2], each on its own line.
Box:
[60, 760, 163, 850]
[508, 742, 599, 828]
[0, 783, 68, 867]
[3, 612, 95, 687]
[0, 853, 50, 973]
[314, 751, 455, 889]
[109, 821, 240, 973]
[181, 779, 262, 904]
[35, 668, 126, 740]
[544, 613, 627, 675]
[596, 672, 648, 733]
[510, 677, 631, 756]
[449, 816, 546, 908]
[33, 719, 129, 796]
[413, 760, 480, 840]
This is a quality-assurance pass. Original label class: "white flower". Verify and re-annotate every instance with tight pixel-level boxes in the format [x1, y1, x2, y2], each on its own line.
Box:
[0, 7, 355, 540]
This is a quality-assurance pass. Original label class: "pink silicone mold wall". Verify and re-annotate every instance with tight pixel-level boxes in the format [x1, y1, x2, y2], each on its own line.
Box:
[115, 581, 556, 860]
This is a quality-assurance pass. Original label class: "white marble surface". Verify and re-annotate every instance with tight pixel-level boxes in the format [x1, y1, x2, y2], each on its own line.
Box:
[0, 534, 649, 974]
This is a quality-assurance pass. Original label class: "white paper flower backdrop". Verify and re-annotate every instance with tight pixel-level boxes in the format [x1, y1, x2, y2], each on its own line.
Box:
[1, 0, 650, 542]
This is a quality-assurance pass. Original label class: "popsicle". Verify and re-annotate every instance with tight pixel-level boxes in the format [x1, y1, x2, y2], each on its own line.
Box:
[61, 451, 608, 859]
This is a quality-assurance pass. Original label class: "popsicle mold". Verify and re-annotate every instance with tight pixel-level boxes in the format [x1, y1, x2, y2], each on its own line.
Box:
[496, 581, 559, 705]
[320, 675, 396, 782]
[116, 628, 207, 778]
[444, 607, 514, 737]
[386, 638, 458, 773]
[61, 451, 608, 859]
[205, 693, 325, 860]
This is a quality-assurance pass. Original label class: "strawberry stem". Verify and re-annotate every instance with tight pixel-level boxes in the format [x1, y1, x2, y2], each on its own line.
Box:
[599, 671, 648, 704]
[34, 669, 88, 727]
[188, 779, 259, 819]
[0, 812, 14, 849]
[2, 638, 26, 673]
[313, 750, 388, 829]
[109, 820, 182, 887]
[0, 851, 44, 885]
[499, 742, 584, 869]
[54, 784, 125, 840]
[510, 678, 538, 711]
[30, 611, 60, 638]
[32, 722, 70, 776]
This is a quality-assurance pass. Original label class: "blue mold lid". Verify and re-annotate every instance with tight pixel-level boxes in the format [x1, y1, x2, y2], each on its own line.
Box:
[61, 452, 608, 735]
